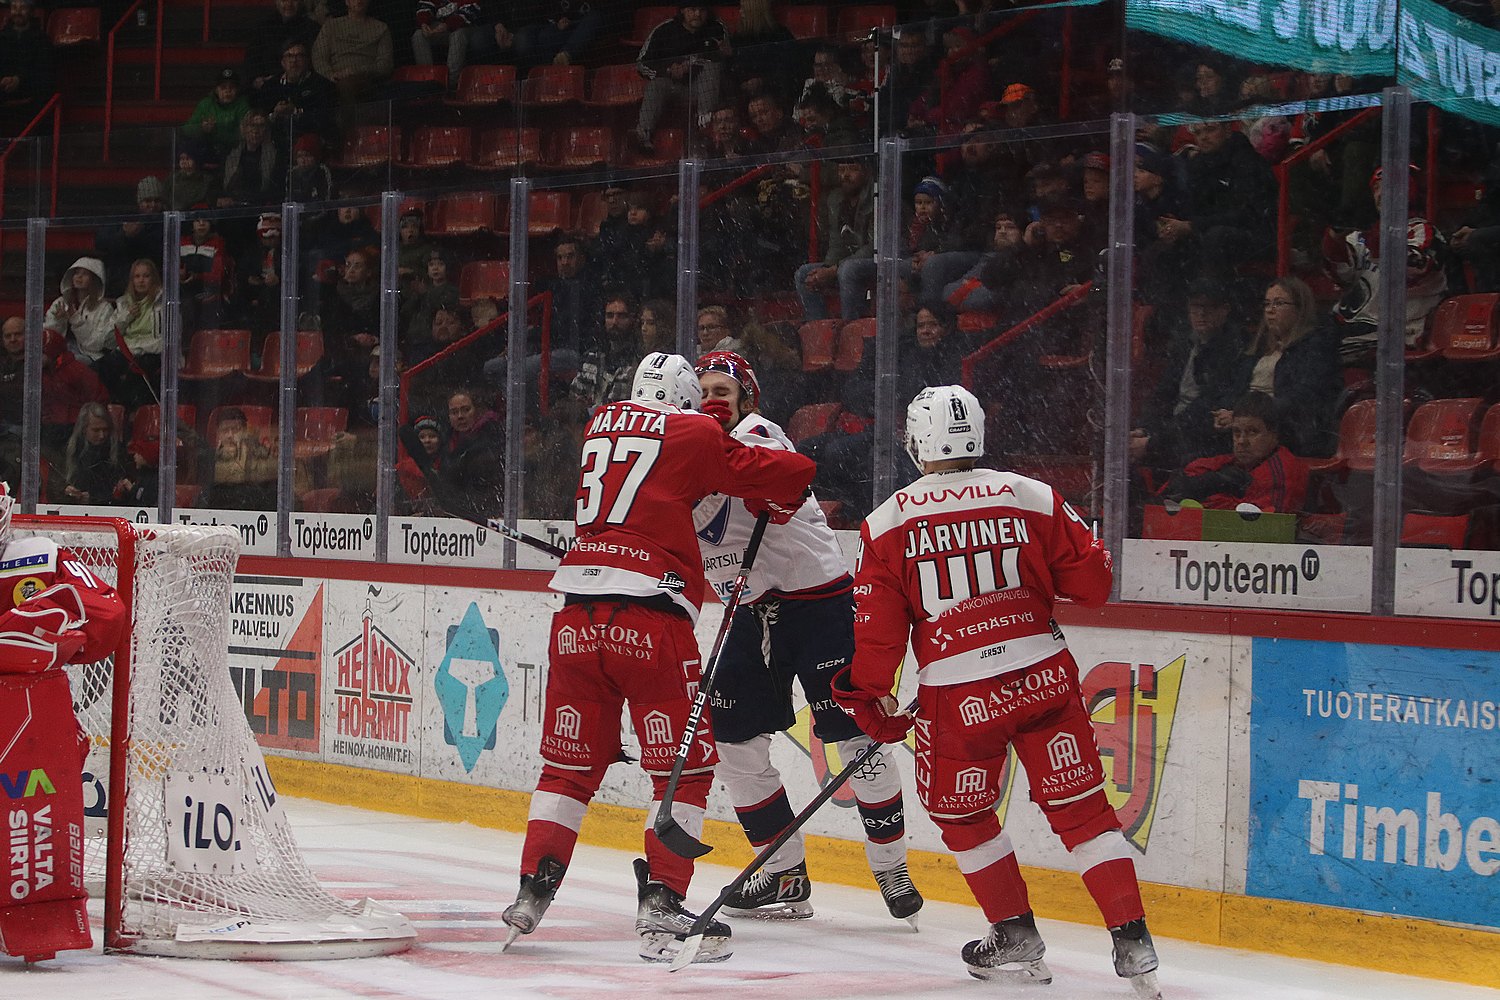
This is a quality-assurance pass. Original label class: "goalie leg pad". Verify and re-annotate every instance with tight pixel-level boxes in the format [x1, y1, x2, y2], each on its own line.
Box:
[0, 672, 93, 960]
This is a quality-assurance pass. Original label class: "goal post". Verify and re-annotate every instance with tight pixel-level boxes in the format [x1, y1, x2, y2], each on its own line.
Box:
[14, 515, 415, 959]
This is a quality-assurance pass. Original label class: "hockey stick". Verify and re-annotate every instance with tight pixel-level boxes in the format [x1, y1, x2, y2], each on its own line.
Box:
[407, 448, 569, 559]
[652, 511, 772, 860]
[667, 698, 920, 973]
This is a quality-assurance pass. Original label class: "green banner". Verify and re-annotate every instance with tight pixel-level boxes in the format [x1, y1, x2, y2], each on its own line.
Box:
[1125, 0, 1500, 126]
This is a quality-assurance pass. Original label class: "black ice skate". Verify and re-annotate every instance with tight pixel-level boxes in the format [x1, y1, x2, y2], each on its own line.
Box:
[501, 856, 565, 950]
[633, 858, 733, 964]
[1110, 918, 1163, 999]
[872, 862, 923, 929]
[721, 860, 813, 919]
[961, 911, 1053, 984]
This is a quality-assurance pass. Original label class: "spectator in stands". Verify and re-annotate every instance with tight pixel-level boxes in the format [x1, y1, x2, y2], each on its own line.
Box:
[1451, 152, 1500, 293]
[397, 413, 443, 514]
[438, 387, 503, 514]
[307, 204, 379, 286]
[633, 4, 728, 153]
[569, 293, 641, 408]
[1017, 195, 1100, 315]
[236, 213, 283, 335]
[1168, 391, 1308, 514]
[245, 0, 321, 97]
[101, 259, 165, 409]
[44, 257, 115, 368]
[1147, 119, 1276, 305]
[0, 0, 52, 132]
[116, 437, 160, 507]
[591, 191, 671, 302]
[512, 0, 604, 70]
[703, 103, 750, 159]
[396, 203, 436, 291]
[1230, 276, 1340, 457]
[1183, 59, 1237, 117]
[695, 305, 744, 357]
[38, 329, 107, 463]
[1131, 279, 1248, 473]
[795, 44, 853, 123]
[220, 111, 287, 206]
[320, 248, 380, 385]
[795, 86, 861, 148]
[1287, 72, 1378, 244]
[909, 25, 991, 133]
[169, 140, 221, 212]
[794, 155, 875, 320]
[203, 406, 277, 509]
[312, 0, 394, 106]
[801, 305, 965, 520]
[258, 39, 337, 138]
[58, 403, 126, 506]
[1324, 165, 1447, 366]
[942, 207, 1026, 317]
[745, 92, 805, 154]
[639, 299, 675, 354]
[922, 127, 1006, 308]
[401, 247, 461, 342]
[0, 316, 20, 433]
[288, 134, 335, 202]
[96, 177, 166, 297]
[728, 0, 798, 103]
[186, 69, 252, 162]
[412, 0, 479, 80]
[545, 235, 600, 365]
[180, 211, 233, 333]
[406, 303, 468, 367]
[881, 27, 936, 135]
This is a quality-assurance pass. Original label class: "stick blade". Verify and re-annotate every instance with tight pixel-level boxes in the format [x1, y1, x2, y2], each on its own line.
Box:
[653, 815, 712, 859]
[667, 933, 705, 972]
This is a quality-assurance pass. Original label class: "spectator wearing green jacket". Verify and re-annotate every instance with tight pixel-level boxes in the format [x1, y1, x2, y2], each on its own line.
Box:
[186, 69, 252, 160]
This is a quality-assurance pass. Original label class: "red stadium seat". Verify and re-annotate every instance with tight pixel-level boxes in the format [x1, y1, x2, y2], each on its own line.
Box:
[504, 191, 572, 237]
[1405, 397, 1485, 475]
[47, 7, 100, 46]
[545, 126, 614, 170]
[624, 6, 676, 48]
[521, 65, 585, 106]
[131, 405, 198, 444]
[786, 402, 841, 444]
[1308, 399, 1379, 474]
[428, 192, 500, 236]
[780, 5, 828, 39]
[797, 320, 839, 372]
[247, 330, 324, 383]
[175, 483, 202, 507]
[392, 64, 449, 89]
[179, 329, 251, 381]
[1143, 504, 1203, 541]
[622, 127, 684, 168]
[459, 260, 510, 305]
[584, 63, 646, 108]
[332, 125, 399, 169]
[398, 126, 472, 170]
[1479, 404, 1500, 474]
[472, 127, 543, 171]
[293, 406, 348, 460]
[713, 6, 740, 31]
[1431, 293, 1500, 361]
[444, 64, 518, 107]
[574, 190, 609, 238]
[834, 319, 872, 372]
[1401, 512, 1469, 548]
[207, 404, 274, 442]
[835, 5, 895, 41]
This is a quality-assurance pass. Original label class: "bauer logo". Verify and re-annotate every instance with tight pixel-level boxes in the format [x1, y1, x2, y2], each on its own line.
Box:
[435, 603, 509, 773]
[1247, 638, 1500, 926]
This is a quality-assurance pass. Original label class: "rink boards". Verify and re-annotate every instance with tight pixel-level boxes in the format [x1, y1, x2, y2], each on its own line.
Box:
[207, 546, 1500, 989]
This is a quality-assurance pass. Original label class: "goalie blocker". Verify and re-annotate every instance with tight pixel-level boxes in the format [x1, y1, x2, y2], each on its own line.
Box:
[0, 482, 129, 962]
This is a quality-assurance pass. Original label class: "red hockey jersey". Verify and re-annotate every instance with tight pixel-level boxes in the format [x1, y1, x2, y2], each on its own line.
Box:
[851, 468, 1111, 694]
[549, 400, 816, 621]
[0, 535, 127, 664]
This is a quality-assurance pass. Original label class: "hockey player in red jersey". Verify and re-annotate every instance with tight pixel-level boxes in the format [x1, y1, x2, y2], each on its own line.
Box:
[0, 482, 129, 962]
[501, 353, 816, 965]
[830, 386, 1162, 997]
[691, 350, 922, 925]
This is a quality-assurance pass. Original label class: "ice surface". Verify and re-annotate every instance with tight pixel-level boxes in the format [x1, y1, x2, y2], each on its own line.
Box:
[4, 798, 1495, 1000]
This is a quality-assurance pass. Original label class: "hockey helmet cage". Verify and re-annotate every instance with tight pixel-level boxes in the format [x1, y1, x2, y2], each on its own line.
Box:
[694, 350, 761, 409]
[0, 481, 13, 547]
[632, 352, 700, 410]
[905, 385, 984, 466]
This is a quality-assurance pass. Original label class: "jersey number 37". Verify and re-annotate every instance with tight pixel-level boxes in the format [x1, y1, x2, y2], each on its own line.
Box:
[577, 436, 662, 526]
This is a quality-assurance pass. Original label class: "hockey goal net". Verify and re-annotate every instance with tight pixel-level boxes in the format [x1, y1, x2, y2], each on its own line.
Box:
[14, 516, 415, 959]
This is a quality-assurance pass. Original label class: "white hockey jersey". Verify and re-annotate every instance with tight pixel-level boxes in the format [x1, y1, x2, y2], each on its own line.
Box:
[692, 414, 850, 604]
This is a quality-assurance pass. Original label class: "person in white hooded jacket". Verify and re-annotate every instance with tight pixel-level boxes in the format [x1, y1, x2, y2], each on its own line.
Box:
[43, 257, 115, 367]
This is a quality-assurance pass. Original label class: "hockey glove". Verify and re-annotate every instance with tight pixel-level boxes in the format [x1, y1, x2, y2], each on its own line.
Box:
[0, 583, 87, 637]
[744, 497, 798, 525]
[0, 628, 88, 673]
[701, 398, 735, 430]
[830, 665, 913, 743]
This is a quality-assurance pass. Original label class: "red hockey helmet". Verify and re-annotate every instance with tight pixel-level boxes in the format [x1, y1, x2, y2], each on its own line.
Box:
[694, 350, 761, 410]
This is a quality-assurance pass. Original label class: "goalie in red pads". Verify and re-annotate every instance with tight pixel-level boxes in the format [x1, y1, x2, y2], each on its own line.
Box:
[0, 483, 128, 962]
[831, 387, 1162, 998]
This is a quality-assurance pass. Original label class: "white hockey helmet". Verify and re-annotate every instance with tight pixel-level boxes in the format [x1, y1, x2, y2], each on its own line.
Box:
[905, 385, 984, 466]
[0, 481, 13, 547]
[632, 352, 700, 410]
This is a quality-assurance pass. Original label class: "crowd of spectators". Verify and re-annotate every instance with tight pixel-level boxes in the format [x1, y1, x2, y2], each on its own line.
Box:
[6, 1, 1500, 540]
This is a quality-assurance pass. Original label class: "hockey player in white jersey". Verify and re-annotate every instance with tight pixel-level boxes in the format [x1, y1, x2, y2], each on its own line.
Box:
[692, 351, 922, 925]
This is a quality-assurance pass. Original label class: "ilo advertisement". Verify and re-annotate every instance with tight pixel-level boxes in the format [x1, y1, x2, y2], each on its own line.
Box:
[1247, 638, 1500, 927]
